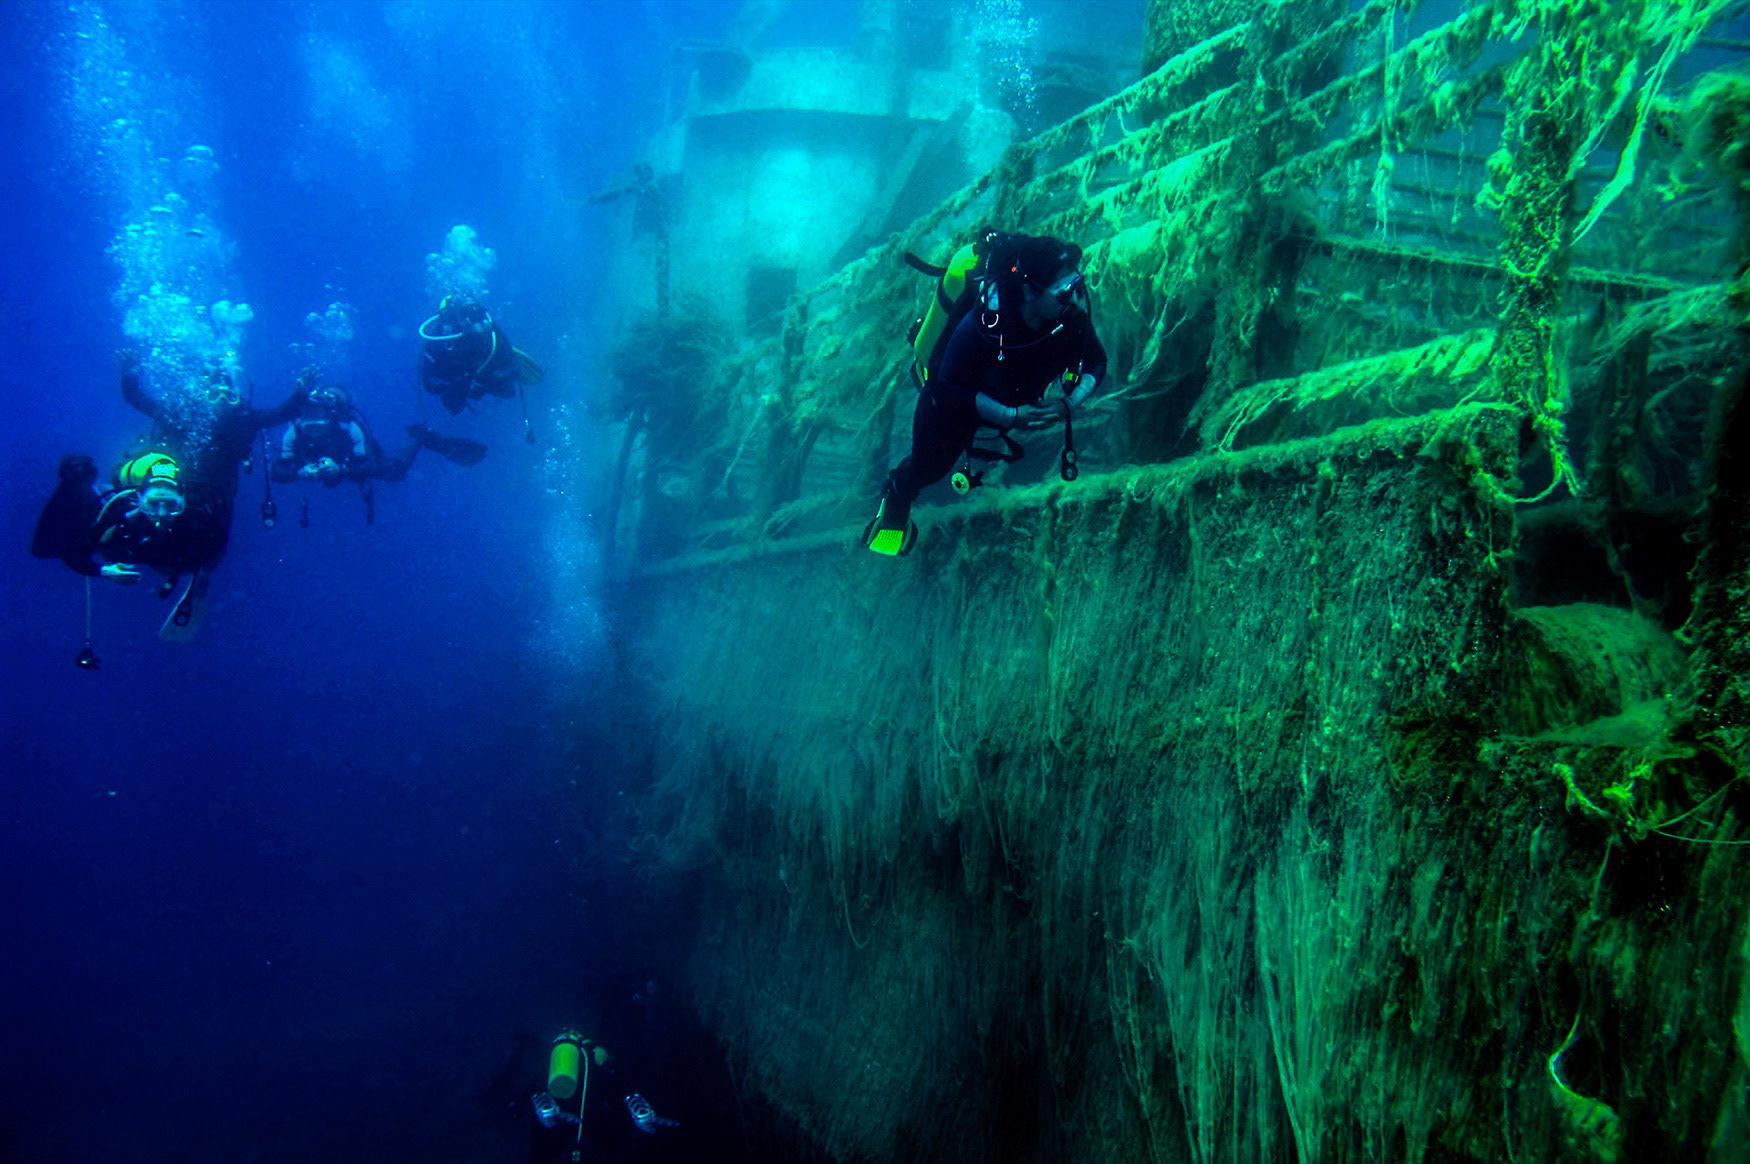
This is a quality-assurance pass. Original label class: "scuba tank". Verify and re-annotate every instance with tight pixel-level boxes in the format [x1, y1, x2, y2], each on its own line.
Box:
[115, 451, 181, 490]
[903, 227, 1019, 390]
[907, 242, 982, 389]
[548, 1031, 583, 1100]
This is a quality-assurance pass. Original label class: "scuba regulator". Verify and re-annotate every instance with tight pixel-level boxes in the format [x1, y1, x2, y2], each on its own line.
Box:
[1059, 365, 1082, 483]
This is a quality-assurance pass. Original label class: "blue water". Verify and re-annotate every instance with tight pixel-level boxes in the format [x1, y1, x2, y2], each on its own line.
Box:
[0, 2, 750, 1160]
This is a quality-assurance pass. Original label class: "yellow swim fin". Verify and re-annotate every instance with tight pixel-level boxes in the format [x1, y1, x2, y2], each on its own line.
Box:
[862, 493, 917, 557]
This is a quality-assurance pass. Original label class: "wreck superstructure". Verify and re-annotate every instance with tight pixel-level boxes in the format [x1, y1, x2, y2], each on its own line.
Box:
[593, 0, 1750, 1159]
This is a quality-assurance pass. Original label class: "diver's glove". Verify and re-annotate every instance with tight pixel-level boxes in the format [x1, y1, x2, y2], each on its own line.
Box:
[299, 458, 342, 482]
[100, 563, 141, 584]
[1064, 373, 1097, 410]
[975, 393, 1021, 430]
[1016, 399, 1069, 431]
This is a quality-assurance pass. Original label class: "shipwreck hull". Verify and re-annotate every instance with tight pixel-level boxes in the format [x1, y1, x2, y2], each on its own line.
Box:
[599, 0, 1750, 1158]
[620, 402, 1748, 1161]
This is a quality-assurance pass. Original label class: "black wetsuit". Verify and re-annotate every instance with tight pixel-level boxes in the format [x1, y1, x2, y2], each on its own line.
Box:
[271, 413, 420, 485]
[421, 313, 521, 415]
[89, 489, 227, 579]
[123, 367, 306, 502]
[32, 474, 225, 581]
[117, 366, 306, 569]
[886, 307, 1108, 505]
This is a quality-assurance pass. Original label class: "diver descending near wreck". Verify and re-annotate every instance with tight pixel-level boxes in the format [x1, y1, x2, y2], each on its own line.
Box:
[21, 223, 557, 676]
[864, 229, 1107, 557]
[30, 451, 217, 584]
[118, 347, 309, 508]
[525, 1028, 679, 1162]
[271, 374, 486, 524]
[30, 349, 310, 642]
[417, 294, 545, 438]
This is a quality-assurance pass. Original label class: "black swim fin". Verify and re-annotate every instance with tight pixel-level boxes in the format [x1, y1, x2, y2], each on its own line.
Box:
[31, 456, 101, 560]
[158, 570, 210, 643]
[407, 424, 488, 466]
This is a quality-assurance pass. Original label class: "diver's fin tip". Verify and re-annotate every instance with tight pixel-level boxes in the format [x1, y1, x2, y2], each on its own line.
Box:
[862, 494, 917, 557]
[511, 347, 546, 384]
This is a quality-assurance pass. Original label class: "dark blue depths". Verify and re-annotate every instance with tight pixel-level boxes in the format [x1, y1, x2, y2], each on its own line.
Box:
[0, 2, 750, 1160]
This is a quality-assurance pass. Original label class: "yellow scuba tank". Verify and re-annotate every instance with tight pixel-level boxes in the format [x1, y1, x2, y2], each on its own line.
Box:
[909, 243, 981, 388]
[548, 1031, 583, 1100]
[115, 452, 180, 490]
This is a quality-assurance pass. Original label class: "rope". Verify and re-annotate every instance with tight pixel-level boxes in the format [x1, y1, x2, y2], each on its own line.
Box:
[83, 576, 93, 642]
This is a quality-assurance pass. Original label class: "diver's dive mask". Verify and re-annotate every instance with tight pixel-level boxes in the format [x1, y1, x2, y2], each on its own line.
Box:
[205, 367, 241, 406]
[423, 297, 491, 343]
[1048, 271, 1086, 312]
[137, 482, 186, 525]
[311, 386, 348, 416]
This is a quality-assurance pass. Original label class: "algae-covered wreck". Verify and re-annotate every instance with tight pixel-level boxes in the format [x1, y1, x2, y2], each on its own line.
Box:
[591, 0, 1750, 1158]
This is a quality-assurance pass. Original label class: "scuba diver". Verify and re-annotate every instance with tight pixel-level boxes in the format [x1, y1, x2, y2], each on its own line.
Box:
[85, 452, 228, 582]
[29, 348, 309, 642]
[417, 295, 545, 426]
[864, 231, 1108, 557]
[30, 450, 229, 641]
[528, 1029, 678, 1163]
[121, 347, 307, 504]
[271, 379, 485, 495]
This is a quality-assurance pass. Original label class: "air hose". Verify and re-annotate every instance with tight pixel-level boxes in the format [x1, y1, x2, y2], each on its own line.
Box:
[570, 1052, 589, 1164]
[259, 429, 277, 527]
[75, 577, 101, 671]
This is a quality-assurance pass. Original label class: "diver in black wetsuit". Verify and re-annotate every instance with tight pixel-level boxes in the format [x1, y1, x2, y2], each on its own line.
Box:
[114, 347, 309, 571]
[865, 234, 1108, 556]
[521, 1029, 680, 1163]
[271, 381, 485, 488]
[418, 295, 542, 416]
[30, 351, 309, 644]
[33, 349, 302, 583]
[30, 451, 224, 587]
[121, 349, 307, 503]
